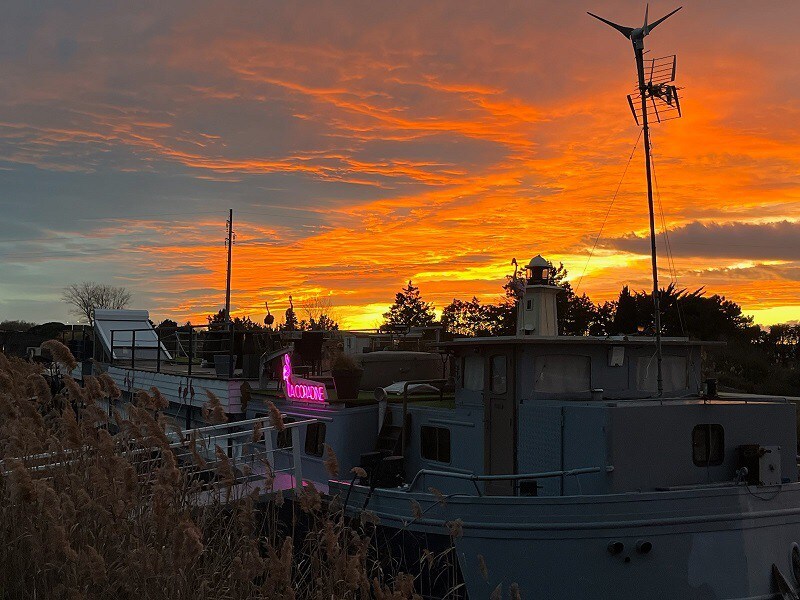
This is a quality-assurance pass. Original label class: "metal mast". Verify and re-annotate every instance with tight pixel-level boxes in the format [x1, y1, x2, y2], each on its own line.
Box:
[225, 208, 234, 322]
[589, 5, 682, 397]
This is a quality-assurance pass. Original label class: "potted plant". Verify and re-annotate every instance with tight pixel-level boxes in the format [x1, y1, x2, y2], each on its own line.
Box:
[331, 352, 363, 401]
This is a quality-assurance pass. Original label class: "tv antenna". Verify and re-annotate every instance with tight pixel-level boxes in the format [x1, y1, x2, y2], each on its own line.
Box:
[588, 4, 683, 398]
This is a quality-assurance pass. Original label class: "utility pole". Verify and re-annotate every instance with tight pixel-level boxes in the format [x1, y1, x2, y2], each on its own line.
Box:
[589, 5, 683, 397]
[225, 208, 234, 323]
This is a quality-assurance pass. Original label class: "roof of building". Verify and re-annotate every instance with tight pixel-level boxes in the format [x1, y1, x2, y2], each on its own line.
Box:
[93, 309, 172, 360]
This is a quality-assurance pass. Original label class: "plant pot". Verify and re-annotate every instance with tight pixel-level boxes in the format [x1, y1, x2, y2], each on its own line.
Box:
[332, 369, 363, 400]
[214, 354, 233, 377]
[241, 354, 260, 379]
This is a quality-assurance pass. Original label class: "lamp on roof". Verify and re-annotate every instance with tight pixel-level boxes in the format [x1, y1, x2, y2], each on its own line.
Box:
[525, 255, 551, 285]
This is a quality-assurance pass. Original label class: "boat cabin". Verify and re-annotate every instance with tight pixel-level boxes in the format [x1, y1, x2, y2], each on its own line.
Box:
[254, 255, 796, 498]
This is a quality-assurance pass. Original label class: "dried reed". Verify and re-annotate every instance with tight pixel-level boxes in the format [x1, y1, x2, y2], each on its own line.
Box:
[0, 347, 453, 600]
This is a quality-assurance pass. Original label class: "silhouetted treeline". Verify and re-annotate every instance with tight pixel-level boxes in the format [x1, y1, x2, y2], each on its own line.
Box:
[434, 264, 798, 396]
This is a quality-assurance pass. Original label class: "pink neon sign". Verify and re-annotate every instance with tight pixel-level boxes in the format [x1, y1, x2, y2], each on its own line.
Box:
[282, 354, 327, 402]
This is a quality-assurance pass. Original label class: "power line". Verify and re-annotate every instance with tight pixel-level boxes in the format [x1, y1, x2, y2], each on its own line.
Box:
[650, 136, 687, 337]
[575, 128, 643, 293]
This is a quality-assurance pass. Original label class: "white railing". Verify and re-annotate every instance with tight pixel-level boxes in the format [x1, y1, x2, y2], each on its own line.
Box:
[3, 414, 318, 496]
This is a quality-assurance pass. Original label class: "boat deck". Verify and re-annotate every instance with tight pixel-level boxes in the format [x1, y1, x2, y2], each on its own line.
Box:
[107, 359, 257, 381]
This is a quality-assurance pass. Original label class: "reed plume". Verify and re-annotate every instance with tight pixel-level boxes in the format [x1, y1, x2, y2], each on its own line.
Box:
[203, 390, 228, 424]
[0, 350, 459, 600]
[41, 340, 77, 371]
[323, 443, 339, 478]
[267, 400, 285, 431]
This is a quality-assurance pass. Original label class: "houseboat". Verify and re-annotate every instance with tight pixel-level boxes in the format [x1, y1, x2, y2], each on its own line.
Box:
[247, 257, 800, 599]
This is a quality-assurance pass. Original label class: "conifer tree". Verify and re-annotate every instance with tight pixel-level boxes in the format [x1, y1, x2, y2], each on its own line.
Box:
[382, 281, 436, 330]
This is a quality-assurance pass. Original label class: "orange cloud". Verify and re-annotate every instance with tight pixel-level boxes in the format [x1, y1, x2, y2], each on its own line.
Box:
[0, 3, 798, 328]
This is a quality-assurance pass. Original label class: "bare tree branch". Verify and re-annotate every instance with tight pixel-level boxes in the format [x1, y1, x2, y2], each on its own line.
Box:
[299, 295, 341, 330]
[61, 282, 132, 323]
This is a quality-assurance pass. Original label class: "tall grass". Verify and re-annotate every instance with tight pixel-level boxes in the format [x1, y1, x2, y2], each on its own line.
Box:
[0, 345, 439, 599]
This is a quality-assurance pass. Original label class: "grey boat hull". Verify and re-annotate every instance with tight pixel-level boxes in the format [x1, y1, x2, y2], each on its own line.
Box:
[333, 481, 800, 599]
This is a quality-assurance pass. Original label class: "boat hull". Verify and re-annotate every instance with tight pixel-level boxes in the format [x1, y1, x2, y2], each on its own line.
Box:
[331, 481, 800, 599]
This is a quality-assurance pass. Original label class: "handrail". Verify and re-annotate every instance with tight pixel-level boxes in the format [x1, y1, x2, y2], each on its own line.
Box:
[4, 415, 319, 486]
[401, 379, 448, 457]
[167, 415, 317, 439]
[406, 465, 614, 496]
[104, 324, 278, 378]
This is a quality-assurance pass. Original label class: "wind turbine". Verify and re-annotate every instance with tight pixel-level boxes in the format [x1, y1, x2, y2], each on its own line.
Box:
[588, 5, 683, 398]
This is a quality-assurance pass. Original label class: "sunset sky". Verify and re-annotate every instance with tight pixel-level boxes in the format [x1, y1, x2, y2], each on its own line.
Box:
[1, 1, 798, 329]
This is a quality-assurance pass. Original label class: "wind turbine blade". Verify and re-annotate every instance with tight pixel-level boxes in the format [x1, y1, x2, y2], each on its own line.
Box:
[647, 6, 683, 33]
[643, 4, 650, 34]
[587, 12, 634, 39]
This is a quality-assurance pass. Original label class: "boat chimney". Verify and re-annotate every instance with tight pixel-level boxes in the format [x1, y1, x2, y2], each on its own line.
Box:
[516, 255, 561, 336]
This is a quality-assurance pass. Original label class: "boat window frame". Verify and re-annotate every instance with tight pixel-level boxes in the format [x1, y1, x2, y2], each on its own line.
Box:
[304, 422, 327, 457]
[462, 354, 485, 392]
[531, 353, 592, 395]
[420, 425, 451, 464]
[692, 423, 724, 467]
[490, 354, 507, 394]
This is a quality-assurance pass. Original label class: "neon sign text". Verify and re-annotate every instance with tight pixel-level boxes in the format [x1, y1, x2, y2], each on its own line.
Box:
[282, 354, 327, 402]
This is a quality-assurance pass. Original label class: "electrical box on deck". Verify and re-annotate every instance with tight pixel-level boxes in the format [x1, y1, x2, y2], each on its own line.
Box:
[736, 445, 782, 486]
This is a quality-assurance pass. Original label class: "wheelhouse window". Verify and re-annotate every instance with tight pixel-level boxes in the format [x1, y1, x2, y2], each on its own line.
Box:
[421, 426, 451, 463]
[692, 424, 724, 466]
[490, 355, 507, 394]
[636, 355, 688, 393]
[305, 422, 326, 457]
[462, 355, 484, 391]
[533, 355, 591, 393]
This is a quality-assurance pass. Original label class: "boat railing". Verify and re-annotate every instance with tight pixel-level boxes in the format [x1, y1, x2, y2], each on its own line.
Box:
[406, 465, 615, 497]
[107, 323, 282, 379]
[4, 414, 318, 497]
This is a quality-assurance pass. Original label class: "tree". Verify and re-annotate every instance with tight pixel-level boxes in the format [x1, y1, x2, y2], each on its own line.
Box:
[591, 301, 616, 336]
[0, 320, 37, 332]
[207, 309, 267, 332]
[610, 286, 638, 334]
[762, 323, 800, 366]
[300, 295, 340, 331]
[308, 314, 339, 331]
[382, 281, 436, 330]
[61, 282, 131, 324]
[547, 263, 602, 336]
[606, 284, 756, 340]
[441, 297, 491, 337]
[155, 318, 178, 331]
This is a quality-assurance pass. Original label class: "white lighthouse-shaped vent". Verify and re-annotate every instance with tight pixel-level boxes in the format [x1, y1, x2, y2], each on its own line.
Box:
[516, 254, 562, 336]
